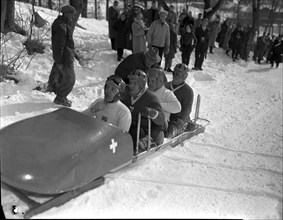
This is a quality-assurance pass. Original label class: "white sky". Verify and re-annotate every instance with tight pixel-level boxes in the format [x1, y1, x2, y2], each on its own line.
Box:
[1, 2, 282, 219]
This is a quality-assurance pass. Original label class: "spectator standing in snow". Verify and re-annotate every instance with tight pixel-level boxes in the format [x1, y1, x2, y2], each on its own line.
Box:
[126, 5, 142, 52]
[182, 11, 195, 34]
[193, 18, 209, 70]
[176, 8, 188, 35]
[144, 1, 159, 28]
[114, 47, 160, 84]
[222, 20, 234, 56]
[47, 5, 77, 107]
[147, 10, 170, 66]
[108, 0, 120, 51]
[132, 12, 147, 54]
[114, 13, 129, 61]
[180, 23, 197, 67]
[208, 14, 221, 54]
[166, 5, 178, 32]
[270, 35, 283, 68]
[147, 67, 181, 133]
[164, 63, 194, 138]
[194, 13, 202, 32]
[164, 23, 178, 72]
[216, 19, 228, 48]
[230, 23, 243, 62]
[122, 70, 165, 153]
[253, 33, 268, 64]
[82, 75, 131, 132]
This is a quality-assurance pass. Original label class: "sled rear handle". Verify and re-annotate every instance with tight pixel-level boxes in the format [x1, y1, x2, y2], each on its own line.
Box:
[136, 113, 141, 155]
[194, 94, 201, 123]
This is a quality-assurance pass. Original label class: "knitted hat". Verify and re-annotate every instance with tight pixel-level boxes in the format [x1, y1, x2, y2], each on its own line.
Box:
[144, 48, 160, 64]
[61, 5, 76, 14]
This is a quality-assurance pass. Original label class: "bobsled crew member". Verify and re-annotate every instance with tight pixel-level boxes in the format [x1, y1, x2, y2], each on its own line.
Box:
[82, 75, 131, 132]
[114, 47, 161, 84]
[122, 70, 165, 152]
[164, 63, 194, 138]
[46, 5, 77, 107]
[147, 67, 181, 129]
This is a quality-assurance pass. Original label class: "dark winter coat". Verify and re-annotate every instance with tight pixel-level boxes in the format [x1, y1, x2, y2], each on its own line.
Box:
[144, 8, 159, 27]
[165, 29, 177, 60]
[108, 6, 119, 38]
[230, 28, 243, 50]
[51, 15, 75, 65]
[123, 90, 165, 146]
[216, 20, 228, 46]
[165, 82, 194, 123]
[180, 31, 196, 47]
[270, 39, 283, 64]
[114, 52, 149, 83]
[114, 17, 129, 49]
[195, 26, 209, 53]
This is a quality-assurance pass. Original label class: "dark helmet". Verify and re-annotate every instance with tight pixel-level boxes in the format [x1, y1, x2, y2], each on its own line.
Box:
[173, 63, 189, 75]
[105, 75, 126, 101]
[128, 69, 147, 89]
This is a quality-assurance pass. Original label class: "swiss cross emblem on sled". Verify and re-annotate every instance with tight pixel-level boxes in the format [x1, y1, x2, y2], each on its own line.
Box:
[110, 138, 118, 153]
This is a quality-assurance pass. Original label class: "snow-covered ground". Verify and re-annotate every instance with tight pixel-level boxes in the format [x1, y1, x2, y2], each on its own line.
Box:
[1, 2, 282, 219]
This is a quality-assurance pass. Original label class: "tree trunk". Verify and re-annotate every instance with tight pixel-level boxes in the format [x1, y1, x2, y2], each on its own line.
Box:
[69, 0, 87, 33]
[48, 0, 52, 10]
[157, 0, 169, 11]
[1, 0, 7, 33]
[95, 0, 97, 19]
[203, 0, 224, 20]
[81, 0, 88, 18]
[38, 0, 42, 6]
[252, 0, 260, 34]
[2, 0, 15, 33]
[236, 0, 241, 24]
[106, 0, 109, 21]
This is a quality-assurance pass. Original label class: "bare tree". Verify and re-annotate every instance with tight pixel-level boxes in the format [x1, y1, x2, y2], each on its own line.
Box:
[1, 0, 15, 33]
[81, 0, 88, 18]
[264, 0, 280, 34]
[48, 0, 52, 10]
[252, 0, 260, 34]
[203, 0, 224, 20]
[69, 0, 88, 33]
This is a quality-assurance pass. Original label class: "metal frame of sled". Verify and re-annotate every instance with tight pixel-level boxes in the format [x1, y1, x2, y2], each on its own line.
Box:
[1, 94, 209, 219]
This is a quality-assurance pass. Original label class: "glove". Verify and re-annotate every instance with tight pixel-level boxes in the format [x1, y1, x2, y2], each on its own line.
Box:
[141, 107, 158, 119]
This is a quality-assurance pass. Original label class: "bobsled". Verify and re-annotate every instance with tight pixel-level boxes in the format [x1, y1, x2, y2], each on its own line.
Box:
[0, 107, 133, 195]
[1, 95, 208, 218]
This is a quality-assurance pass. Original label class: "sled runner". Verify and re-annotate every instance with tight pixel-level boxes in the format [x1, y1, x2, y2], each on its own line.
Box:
[1, 94, 209, 219]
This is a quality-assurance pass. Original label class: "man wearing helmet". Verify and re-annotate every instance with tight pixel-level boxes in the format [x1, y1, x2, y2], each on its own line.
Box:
[147, 67, 181, 129]
[82, 75, 131, 132]
[164, 63, 194, 138]
[122, 70, 165, 153]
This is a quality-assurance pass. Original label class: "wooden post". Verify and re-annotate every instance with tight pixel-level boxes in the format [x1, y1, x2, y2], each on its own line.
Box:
[95, 0, 97, 19]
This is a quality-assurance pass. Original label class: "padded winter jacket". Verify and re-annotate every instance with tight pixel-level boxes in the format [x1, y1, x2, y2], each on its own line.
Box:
[51, 15, 75, 65]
